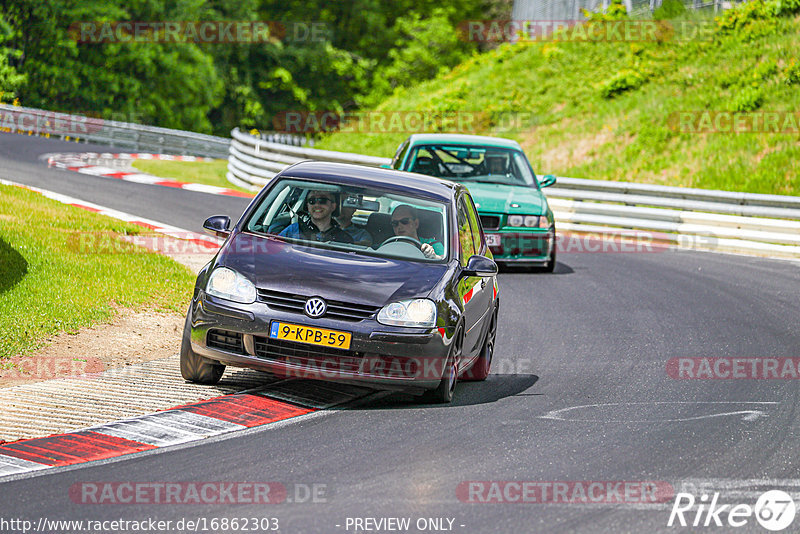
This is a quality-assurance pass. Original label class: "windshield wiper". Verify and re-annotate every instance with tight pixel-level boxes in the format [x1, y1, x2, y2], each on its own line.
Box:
[470, 179, 520, 185]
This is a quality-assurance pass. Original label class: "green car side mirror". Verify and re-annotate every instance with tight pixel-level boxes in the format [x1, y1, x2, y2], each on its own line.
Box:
[380, 164, 392, 169]
[539, 174, 557, 188]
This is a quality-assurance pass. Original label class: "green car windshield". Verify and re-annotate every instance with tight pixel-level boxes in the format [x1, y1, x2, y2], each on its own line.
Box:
[405, 145, 538, 187]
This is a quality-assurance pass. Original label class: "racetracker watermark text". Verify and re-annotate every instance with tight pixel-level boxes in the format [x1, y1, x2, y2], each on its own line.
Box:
[1, 356, 105, 380]
[71, 21, 331, 43]
[69, 482, 328, 504]
[272, 110, 538, 134]
[457, 481, 674, 503]
[458, 20, 713, 43]
[667, 358, 800, 379]
[668, 111, 800, 133]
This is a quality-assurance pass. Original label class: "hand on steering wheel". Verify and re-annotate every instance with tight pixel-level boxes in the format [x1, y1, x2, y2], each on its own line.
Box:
[380, 235, 422, 248]
[380, 236, 438, 258]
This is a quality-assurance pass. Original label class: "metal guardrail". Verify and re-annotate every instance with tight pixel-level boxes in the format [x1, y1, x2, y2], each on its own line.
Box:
[226, 128, 800, 259]
[226, 127, 389, 190]
[0, 104, 231, 158]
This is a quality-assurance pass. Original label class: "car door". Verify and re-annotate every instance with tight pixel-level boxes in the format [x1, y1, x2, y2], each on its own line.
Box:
[462, 192, 494, 358]
[456, 194, 485, 360]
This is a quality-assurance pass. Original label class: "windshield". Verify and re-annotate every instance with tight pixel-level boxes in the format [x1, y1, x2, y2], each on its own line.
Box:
[244, 178, 449, 262]
[405, 144, 538, 187]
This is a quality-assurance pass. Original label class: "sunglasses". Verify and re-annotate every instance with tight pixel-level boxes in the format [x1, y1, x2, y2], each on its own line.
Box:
[307, 196, 333, 205]
[391, 217, 413, 227]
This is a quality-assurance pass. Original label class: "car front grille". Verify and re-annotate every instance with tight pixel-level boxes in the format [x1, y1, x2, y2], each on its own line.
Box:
[207, 329, 244, 353]
[252, 336, 419, 378]
[253, 336, 364, 373]
[480, 215, 501, 230]
[257, 289, 380, 322]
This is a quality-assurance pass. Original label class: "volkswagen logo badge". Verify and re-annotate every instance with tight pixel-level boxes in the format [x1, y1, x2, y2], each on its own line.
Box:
[304, 297, 327, 318]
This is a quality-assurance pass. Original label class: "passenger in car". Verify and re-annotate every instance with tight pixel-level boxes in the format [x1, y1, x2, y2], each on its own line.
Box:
[336, 205, 373, 246]
[390, 205, 444, 259]
[485, 152, 509, 175]
[279, 190, 354, 243]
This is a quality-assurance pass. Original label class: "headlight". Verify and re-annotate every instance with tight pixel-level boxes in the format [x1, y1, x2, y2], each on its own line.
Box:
[530, 215, 551, 228]
[510, 215, 549, 228]
[206, 267, 256, 304]
[377, 299, 437, 328]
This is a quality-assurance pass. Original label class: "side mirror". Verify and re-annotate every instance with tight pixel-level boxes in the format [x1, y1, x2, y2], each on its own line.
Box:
[539, 174, 557, 188]
[203, 215, 231, 238]
[380, 164, 393, 169]
[461, 255, 498, 278]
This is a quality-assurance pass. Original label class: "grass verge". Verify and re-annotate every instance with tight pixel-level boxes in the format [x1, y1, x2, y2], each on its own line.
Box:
[131, 159, 254, 195]
[317, 7, 800, 196]
[0, 184, 195, 360]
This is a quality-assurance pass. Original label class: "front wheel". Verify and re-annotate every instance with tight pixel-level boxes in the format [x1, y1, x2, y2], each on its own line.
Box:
[543, 238, 557, 273]
[534, 230, 557, 273]
[421, 326, 462, 404]
[180, 305, 225, 385]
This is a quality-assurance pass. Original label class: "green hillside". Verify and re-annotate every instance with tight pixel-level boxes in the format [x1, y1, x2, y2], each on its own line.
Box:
[317, 1, 800, 195]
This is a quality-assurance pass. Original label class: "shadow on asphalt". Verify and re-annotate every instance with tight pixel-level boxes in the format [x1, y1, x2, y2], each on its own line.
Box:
[499, 261, 574, 275]
[354, 374, 539, 410]
[0, 238, 27, 294]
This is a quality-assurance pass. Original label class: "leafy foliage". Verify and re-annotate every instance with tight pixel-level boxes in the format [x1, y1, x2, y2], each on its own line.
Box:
[0, 0, 510, 135]
[783, 58, 800, 85]
[0, 13, 24, 102]
[598, 69, 647, 98]
[730, 86, 764, 112]
[653, 0, 687, 20]
[367, 8, 472, 106]
[583, 0, 628, 22]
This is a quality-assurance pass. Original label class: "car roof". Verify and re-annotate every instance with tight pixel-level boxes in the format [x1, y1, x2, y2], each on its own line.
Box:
[280, 160, 461, 203]
[406, 133, 522, 150]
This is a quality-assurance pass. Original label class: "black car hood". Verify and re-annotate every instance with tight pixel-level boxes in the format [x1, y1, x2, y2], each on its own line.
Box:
[218, 232, 448, 306]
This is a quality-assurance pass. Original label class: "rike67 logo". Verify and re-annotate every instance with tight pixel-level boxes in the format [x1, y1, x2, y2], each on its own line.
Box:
[668, 490, 796, 531]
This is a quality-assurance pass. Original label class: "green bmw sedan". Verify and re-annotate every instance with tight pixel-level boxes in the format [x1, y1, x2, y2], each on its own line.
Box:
[391, 133, 557, 272]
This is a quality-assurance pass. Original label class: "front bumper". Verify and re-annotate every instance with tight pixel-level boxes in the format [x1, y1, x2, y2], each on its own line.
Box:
[189, 294, 451, 391]
[486, 229, 553, 263]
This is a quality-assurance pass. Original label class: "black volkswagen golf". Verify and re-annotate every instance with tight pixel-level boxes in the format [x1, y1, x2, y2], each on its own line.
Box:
[181, 161, 499, 403]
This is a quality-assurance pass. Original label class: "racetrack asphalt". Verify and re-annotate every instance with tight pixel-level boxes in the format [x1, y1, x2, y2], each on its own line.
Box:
[1, 131, 800, 533]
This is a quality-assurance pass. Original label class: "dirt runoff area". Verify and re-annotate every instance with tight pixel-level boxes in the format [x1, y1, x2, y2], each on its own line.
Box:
[0, 235, 216, 388]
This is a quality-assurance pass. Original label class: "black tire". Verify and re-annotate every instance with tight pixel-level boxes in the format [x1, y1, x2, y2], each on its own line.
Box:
[532, 230, 557, 273]
[179, 305, 225, 385]
[543, 237, 557, 273]
[460, 306, 497, 382]
[421, 326, 463, 404]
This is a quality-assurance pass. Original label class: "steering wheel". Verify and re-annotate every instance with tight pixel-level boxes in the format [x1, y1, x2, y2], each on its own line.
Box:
[379, 235, 422, 249]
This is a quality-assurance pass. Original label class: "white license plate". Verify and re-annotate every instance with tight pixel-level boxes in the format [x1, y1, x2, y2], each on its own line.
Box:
[486, 234, 501, 247]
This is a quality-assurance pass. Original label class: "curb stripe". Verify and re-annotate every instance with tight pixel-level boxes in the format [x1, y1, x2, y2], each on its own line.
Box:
[0, 432, 156, 466]
[47, 152, 256, 198]
[0, 379, 374, 479]
[175, 394, 315, 427]
[0, 395, 314, 477]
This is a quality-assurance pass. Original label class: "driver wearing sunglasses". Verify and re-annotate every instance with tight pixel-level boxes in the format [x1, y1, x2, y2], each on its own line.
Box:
[390, 205, 444, 259]
[279, 190, 354, 244]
